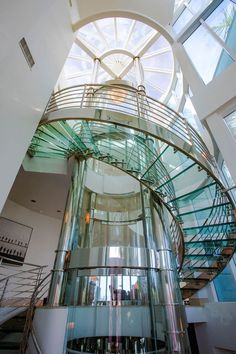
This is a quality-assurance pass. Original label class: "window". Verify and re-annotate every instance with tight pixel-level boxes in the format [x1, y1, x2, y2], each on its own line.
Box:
[206, 0, 236, 50]
[182, 0, 236, 84]
[183, 23, 234, 84]
[224, 110, 236, 140]
[173, 0, 211, 33]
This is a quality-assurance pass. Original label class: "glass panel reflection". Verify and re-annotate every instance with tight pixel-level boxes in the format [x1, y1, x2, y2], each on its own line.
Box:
[64, 268, 167, 353]
[61, 268, 151, 307]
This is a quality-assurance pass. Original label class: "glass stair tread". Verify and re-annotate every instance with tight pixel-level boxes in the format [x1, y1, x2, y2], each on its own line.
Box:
[155, 162, 196, 191]
[167, 181, 217, 204]
[181, 268, 219, 273]
[28, 117, 236, 298]
[184, 253, 228, 259]
[183, 221, 235, 234]
[0, 342, 21, 350]
[178, 202, 231, 218]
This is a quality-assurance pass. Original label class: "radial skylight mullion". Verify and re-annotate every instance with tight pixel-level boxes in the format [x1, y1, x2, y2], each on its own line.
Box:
[133, 31, 160, 57]
[93, 22, 110, 51]
[76, 36, 116, 78]
[68, 54, 91, 62]
[66, 70, 93, 80]
[118, 58, 133, 79]
[142, 47, 171, 59]
[142, 67, 172, 75]
[119, 31, 160, 79]
[124, 20, 136, 49]
[114, 18, 118, 47]
[100, 62, 117, 79]
[75, 37, 98, 59]
[145, 78, 166, 94]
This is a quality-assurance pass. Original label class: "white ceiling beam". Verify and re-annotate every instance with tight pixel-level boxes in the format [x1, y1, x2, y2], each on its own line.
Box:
[142, 47, 171, 59]
[118, 31, 160, 78]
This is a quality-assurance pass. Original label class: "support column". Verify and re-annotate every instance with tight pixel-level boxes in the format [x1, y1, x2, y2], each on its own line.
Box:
[48, 158, 86, 306]
[134, 57, 146, 93]
[141, 186, 190, 353]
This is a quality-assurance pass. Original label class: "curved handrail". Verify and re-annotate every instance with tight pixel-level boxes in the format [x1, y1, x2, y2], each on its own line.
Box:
[28, 118, 236, 297]
[43, 84, 215, 169]
[0, 257, 48, 307]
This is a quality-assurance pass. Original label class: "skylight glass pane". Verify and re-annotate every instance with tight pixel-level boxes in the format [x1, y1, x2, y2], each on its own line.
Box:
[224, 110, 236, 140]
[206, 0, 236, 53]
[144, 36, 171, 53]
[127, 21, 153, 51]
[183, 24, 234, 84]
[79, 23, 105, 55]
[60, 17, 175, 101]
[145, 72, 171, 92]
[166, 72, 183, 110]
[141, 51, 173, 69]
[173, 0, 213, 34]
[116, 18, 132, 48]
[173, 7, 193, 33]
[95, 18, 114, 49]
[182, 95, 202, 133]
[188, 0, 211, 14]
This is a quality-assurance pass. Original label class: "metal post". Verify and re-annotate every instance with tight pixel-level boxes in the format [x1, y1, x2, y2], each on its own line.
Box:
[151, 195, 191, 353]
[141, 186, 191, 353]
[0, 278, 9, 306]
[48, 158, 86, 306]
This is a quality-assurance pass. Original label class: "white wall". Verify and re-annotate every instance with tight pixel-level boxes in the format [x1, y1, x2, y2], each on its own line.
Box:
[1, 199, 61, 270]
[29, 307, 68, 354]
[85, 166, 140, 194]
[0, 0, 73, 212]
[194, 303, 236, 354]
[206, 113, 236, 183]
[73, 0, 174, 32]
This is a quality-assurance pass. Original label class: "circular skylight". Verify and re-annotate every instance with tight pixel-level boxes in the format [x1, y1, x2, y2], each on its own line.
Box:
[62, 17, 175, 101]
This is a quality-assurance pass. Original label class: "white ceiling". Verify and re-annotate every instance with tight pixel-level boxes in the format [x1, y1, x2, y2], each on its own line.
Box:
[8, 166, 71, 220]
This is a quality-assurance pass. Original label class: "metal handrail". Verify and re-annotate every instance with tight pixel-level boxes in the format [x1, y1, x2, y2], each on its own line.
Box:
[19, 272, 51, 354]
[0, 256, 48, 307]
[42, 84, 215, 168]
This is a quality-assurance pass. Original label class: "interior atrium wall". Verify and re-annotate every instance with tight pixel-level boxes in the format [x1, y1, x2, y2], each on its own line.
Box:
[0, 0, 73, 212]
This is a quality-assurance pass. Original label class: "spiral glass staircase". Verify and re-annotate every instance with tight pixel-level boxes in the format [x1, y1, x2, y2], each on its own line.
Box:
[28, 83, 236, 300]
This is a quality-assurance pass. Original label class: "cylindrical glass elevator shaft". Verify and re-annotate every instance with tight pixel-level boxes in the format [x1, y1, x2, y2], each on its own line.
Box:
[48, 158, 190, 353]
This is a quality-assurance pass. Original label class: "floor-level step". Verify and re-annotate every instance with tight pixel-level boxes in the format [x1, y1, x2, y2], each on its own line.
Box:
[0, 311, 26, 353]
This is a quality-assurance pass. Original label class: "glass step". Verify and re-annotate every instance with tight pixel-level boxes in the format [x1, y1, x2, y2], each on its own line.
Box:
[185, 239, 236, 248]
[183, 221, 235, 235]
[178, 202, 231, 218]
[155, 162, 196, 191]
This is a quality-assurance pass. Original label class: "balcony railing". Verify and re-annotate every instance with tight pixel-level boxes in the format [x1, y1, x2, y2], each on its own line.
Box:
[0, 256, 50, 308]
[43, 84, 216, 170]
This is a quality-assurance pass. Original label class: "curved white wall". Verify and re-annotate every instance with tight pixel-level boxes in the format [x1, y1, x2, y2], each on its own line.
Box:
[85, 166, 140, 195]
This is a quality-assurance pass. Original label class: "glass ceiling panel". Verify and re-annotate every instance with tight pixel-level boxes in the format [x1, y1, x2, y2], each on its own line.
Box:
[60, 17, 175, 102]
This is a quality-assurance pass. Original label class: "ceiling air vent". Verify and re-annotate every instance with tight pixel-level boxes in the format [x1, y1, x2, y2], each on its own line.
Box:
[19, 37, 35, 69]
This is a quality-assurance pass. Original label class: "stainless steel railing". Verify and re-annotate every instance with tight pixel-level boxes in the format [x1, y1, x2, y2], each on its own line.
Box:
[0, 256, 49, 308]
[43, 84, 215, 168]
[19, 272, 51, 354]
